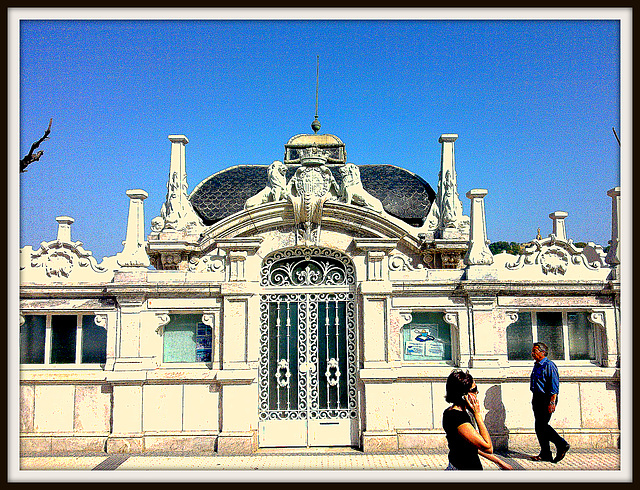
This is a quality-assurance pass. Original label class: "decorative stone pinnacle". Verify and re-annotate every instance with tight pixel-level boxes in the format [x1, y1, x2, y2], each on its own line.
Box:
[150, 134, 203, 233]
[55, 216, 74, 242]
[464, 189, 493, 266]
[126, 189, 148, 201]
[116, 189, 150, 268]
[438, 134, 458, 143]
[605, 186, 620, 267]
[549, 211, 568, 241]
[168, 134, 189, 145]
[421, 134, 469, 238]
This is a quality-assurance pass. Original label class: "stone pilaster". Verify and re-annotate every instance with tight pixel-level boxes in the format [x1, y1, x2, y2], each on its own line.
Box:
[353, 238, 397, 281]
[106, 382, 144, 453]
[111, 296, 155, 371]
[216, 237, 263, 282]
[466, 294, 513, 369]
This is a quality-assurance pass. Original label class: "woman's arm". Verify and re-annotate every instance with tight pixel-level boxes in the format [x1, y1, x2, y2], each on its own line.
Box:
[456, 393, 493, 453]
[478, 450, 513, 470]
[457, 421, 493, 453]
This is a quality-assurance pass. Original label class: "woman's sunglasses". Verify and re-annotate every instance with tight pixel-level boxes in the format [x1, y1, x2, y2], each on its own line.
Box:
[468, 387, 478, 394]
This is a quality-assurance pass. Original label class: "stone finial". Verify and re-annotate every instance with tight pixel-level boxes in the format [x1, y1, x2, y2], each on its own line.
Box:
[549, 211, 568, 241]
[464, 189, 493, 266]
[605, 187, 620, 266]
[116, 189, 150, 268]
[150, 134, 204, 233]
[421, 134, 470, 238]
[55, 216, 74, 243]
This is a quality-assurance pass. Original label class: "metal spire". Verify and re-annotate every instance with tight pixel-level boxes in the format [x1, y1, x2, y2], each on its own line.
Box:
[311, 55, 321, 134]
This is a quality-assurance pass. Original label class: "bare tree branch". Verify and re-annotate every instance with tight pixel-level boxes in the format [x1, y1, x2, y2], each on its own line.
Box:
[20, 118, 53, 173]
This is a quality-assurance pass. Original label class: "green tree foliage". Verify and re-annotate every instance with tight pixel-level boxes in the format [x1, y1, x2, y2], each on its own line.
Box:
[488, 241, 523, 256]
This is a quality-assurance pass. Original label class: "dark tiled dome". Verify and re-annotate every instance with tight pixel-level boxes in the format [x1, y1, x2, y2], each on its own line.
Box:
[190, 164, 435, 227]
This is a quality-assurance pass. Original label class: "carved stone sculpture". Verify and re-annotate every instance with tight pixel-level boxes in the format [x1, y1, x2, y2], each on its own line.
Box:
[338, 163, 384, 213]
[244, 160, 289, 209]
[287, 149, 339, 243]
[150, 135, 204, 233]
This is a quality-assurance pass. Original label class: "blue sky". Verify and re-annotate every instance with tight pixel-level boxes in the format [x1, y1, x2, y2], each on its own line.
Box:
[17, 14, 622, 261]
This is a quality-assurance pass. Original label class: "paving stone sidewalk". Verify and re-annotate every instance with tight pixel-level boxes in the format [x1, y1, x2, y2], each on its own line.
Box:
[17, 444, 621, 474]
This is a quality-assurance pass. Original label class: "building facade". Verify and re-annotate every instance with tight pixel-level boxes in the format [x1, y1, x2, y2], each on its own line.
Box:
[19, 127, 621, 455]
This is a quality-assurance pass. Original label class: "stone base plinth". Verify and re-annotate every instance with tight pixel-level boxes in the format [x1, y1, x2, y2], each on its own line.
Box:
[106, 435, 144, 453]
[362, 431, 398, 453]
[144, 434, 217, 453]
[21, 434, 108, 454]
[397, 431, 448, 450]
[216, 431, 257, 455]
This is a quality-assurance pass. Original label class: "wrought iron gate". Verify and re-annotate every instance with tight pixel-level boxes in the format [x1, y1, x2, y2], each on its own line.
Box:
[258, 248, 358, 447]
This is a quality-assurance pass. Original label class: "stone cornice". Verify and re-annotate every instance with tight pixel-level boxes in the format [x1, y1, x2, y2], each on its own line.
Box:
[460, 280, 614, 297]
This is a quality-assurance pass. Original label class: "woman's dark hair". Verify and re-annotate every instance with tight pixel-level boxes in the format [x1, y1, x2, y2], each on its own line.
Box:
[445, 369, 475, 405]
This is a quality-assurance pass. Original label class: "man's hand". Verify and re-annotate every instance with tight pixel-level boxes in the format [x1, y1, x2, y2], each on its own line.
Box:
[548, 402, 556, 414]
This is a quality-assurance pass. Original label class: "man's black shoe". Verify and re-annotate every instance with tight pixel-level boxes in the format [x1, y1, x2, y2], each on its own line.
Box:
[554, 444, 570, 463]
[531, 454, 554, 462]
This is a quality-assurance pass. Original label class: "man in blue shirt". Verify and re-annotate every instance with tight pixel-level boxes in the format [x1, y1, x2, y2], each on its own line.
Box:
[530, 342, 570, 463]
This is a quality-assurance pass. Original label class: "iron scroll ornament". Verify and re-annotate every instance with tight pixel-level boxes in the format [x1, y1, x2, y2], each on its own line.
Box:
[261, 247, 356, 287]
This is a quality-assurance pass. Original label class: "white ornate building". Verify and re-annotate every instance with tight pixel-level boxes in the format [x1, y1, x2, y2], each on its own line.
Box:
[19, 124, 620, 455]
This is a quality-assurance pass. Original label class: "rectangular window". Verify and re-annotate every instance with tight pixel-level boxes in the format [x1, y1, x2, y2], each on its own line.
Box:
[20, 314, 107, 366]
[81, 315, 106, 363]
[20, 315, 46, 364]
[506, 311, 596, 362]
[567, 312, 595, 360]
[163, 314, 212, 363]
[402, 312, 452, 361]
[506, 312, 533, 360]
[50, 315, 77, 363]
[536, 312, 565, 360]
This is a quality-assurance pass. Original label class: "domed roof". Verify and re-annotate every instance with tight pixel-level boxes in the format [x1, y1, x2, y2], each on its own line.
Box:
[285, 133, 345, 147]
[190, 163, 435, 227]
[284, 133, 346, 165]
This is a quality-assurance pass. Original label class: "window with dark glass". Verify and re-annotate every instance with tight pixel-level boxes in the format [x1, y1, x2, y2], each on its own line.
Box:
[20, 315, 46, 364]
[506, 311, 596, 362]
[20, 313, 107, 365]
[506, 312, 533, 360]
[81, 315, 106, 363]
[50, 315, 77, 363]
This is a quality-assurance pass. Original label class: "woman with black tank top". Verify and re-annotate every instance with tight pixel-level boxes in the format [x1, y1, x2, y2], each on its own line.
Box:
[442, 370, 513, 470]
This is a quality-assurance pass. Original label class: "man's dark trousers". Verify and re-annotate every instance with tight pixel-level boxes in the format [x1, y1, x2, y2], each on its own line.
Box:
[532, 394, 567, 458]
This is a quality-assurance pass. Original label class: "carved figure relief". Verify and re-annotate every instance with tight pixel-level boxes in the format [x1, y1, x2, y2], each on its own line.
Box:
[338, 163, 384, 213]
[242, 151, 388, 244]
[505, 235, 605, 277]
[151, 172, 203, 233]
[441, 170, 457, 228]
[288, 164, 339, 225]
[245, 160, 289, 209]
[22, 240, 113, 283]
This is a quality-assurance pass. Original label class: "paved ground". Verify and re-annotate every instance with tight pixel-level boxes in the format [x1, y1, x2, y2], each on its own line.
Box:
[15, 444, 624, 480]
